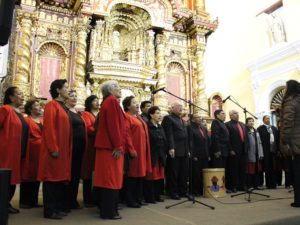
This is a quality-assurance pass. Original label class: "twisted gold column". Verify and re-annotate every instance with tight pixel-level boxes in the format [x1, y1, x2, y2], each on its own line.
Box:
[154, 33, 168, 112]
[74, 19, 90, 107]
[14, 11, 35, 98]
[194, 44, 208, 116]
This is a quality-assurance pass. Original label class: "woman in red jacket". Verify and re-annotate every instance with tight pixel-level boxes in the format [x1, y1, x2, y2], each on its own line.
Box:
[20, 99, 43, 209]
[0, 87, 28, 214]
[81, 95, 99, 207]
[38, 79, 72, 220]
[94, 80, 126, 220]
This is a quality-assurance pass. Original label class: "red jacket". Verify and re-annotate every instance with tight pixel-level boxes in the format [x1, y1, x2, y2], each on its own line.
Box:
[125, 113, 152, 177]
[94, 95, 126, 189]
[21, 117, 43, 181]
[38, 100, 72, 182]
[0, 105, 23, 185]
[80, 111, 96, 179]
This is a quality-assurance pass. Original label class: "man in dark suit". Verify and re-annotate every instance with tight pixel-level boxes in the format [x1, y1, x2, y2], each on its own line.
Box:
[162, 102, 189, 200]
[257, 115, 278, 189]
[211, 109, 230, 169]
[226, 110, 248, 192]
[188, 114, 210, 196]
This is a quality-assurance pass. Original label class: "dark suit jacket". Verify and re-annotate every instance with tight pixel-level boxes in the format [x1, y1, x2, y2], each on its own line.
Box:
[210, 119, 230, 157]
[225, 120, 247, 155]
[162, 113, 188, 157]
[188, 122, 210, 159]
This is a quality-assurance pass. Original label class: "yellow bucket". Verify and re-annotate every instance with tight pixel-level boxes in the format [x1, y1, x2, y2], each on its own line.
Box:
[203, 168, 226, 198]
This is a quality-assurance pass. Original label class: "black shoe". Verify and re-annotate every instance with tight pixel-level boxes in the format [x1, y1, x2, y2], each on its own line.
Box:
[8, 206, 20, 214]
[145, 200, 156, 204]
[71, 205, 83, 210]
[170, 195, 181, 200]
[226, 189, 233, 194]
[56, 211, 68, 217]
[44, 213, 62, 220]
[19, 204, 32, 209]
[291, 203, 300, 208]
[254, 186, 264, 190]
[156, 198, 164, 202]
[101, 215, 122, 220]
[232, 188, 238, 193]
[33, 204, 43, 208]
[127, 203, 141, 208]
[138, 201, 148, 206]
[84, 203, 96, 208]
[117, 205, 123, 210]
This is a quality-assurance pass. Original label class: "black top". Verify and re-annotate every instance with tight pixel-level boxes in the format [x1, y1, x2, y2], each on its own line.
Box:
[210, 119, 230, 157]
[161, 113, 189, 157]
[147, 121, 167, 167]
[15, 111, 29, 158]
[69, 111, 85, 141]
[188, 122, 210, 159]
[225, 120, 247, 155]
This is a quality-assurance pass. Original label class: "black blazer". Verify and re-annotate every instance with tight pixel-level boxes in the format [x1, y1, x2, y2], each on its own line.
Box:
[188, 122, 210, 159]
[210, 119, 230, 157]
[225, 120, 247, 155]
[162, 113, 189, 157]
[257, 124, 278, 155]
[147, 121, 167, 167]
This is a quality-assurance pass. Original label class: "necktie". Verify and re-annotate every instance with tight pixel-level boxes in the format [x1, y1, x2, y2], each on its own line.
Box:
[199, 127, 205, 138]
[236, 123, 244, 142]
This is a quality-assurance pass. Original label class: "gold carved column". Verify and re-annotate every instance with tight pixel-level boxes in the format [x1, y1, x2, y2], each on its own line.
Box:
[14, 10, 35, 98]
[74, 18, 90, 107]
[194, 43, 208, 116]
[154, 33, 168, 111]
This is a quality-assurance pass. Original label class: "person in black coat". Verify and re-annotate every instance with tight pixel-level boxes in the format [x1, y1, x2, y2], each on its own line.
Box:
[162, 103, 189, 200]
[188, 114, 210, 196]
[257, 115, 279, 189]
[140, 100, 152, 122]
[225, 110, 248, 192]
[144, 106, 167, 203]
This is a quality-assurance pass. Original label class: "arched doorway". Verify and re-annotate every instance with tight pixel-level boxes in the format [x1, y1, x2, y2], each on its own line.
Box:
[270, 87, 285, 125]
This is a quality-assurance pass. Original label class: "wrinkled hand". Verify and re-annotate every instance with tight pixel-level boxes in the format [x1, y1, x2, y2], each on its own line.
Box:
[193, 157, 198, 161]
[214, 151, 221, 158]
[230, 151, 236, 156]
[51, 151, 59, 158]
[169, 149, 175, 158]
[187, 152, 191, 158]
[129, 151, 137, 158]
[112, 149, 122, 160]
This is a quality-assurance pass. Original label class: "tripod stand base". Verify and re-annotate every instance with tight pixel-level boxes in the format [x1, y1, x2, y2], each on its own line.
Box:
[231, 189, 270, 202]
[165, 195, 215, 210]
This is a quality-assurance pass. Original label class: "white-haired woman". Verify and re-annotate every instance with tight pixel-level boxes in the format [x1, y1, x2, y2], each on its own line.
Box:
[94, 80, 126, 219]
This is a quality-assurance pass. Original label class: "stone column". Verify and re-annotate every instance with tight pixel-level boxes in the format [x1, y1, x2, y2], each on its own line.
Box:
[74, 18, 90, 107]
[13, 10, 35, 99]
[194, 43, 208, 116]
[154, 33, 168, 112]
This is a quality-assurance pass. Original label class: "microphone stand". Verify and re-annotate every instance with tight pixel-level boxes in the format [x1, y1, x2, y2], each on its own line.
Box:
[223, 96, 269, 201]
[155, 89, 214, 210]
[223, 96, 257, 122]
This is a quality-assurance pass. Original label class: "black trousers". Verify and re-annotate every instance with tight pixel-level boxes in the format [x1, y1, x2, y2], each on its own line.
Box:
[284, 157, 294, 187]
[263, 153, 277, 188]
[192, 159, 209, 195]
[293, 155, 300, 205]
[9, 185, 16, 205]
[165, 156, 188, 196]
[83, 179, 94, 204]
[67, 139, 84, 208]
[143, 180, 162, 202]
[43, 181, 67, 217]
[126, 177, 143, 205]
[227, 153, 246, 190]
[96, 187, 119, 218]
[20, 181, 40, 206]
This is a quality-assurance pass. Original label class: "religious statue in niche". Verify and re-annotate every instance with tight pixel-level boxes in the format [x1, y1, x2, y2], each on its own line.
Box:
[112, 30, 121, 60]
[268, 14, 287, 44]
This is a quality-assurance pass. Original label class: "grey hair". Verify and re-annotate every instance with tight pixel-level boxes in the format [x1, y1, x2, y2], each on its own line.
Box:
[229, 109, 238, 116]
[101, 80, 119, 98]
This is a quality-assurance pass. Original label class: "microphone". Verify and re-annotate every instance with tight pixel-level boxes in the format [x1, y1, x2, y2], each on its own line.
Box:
[222, 95, 231, 103]
[152, 87, 165, 94]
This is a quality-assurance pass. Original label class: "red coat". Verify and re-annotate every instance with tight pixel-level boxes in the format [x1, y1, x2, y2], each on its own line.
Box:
[125, 113, 152, 177]
[94, 95, 126, 190]
[0, 105, 23, 185]
[38, 100, 72, 182]
[80, 111, 96, 179]
[21, 117, 43, 181]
